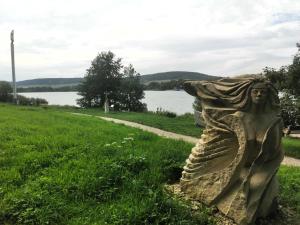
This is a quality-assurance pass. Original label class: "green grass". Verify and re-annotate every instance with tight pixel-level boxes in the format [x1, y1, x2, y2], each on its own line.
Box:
[282, 137, 300, 159]
[0, 104, 214, 225]
[278, 166, 300, 214]
[0, 104, 299, 224]
[54, 106, 203, 138]
[55, 106, 300, 159]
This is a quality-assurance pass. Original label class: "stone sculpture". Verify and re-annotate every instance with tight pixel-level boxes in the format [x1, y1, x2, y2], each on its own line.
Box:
[180, 76, 284, 225]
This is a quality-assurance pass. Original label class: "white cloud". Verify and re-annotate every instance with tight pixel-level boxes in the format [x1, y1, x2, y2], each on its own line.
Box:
[0, 0, 300, 81]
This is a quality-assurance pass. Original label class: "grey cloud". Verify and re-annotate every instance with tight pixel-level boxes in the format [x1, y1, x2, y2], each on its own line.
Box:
[136, 35, 297, 76]
[272, 13, 300, 25]
[0, 63, 13, 81]
[124, 22, 300, 75]
[0, 60, 89, 81]
[16, 38, 70, 54]
[128, 25, 299, 56]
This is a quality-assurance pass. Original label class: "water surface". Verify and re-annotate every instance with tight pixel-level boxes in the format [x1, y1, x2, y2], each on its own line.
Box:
[20, 90, 195, 115]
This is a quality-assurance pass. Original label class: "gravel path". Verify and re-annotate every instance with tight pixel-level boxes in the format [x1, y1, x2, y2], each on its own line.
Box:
[72, 113, 300, 167]
[290, 134, 300, 138]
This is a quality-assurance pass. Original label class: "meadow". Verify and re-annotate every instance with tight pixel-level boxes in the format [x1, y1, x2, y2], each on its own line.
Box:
[58, 106, 300, 159]
[0, 104, 212, 225]
[282, 137, 300, 159]
[0, 104, 299, 225]
[59, 107, 203, 138]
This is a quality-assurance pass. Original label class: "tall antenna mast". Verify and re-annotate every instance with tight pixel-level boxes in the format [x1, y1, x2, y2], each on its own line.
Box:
[10, 30, 17, 103]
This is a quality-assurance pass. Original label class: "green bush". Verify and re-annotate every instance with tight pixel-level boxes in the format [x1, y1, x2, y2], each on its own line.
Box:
[155, 108, 177, 118]
[17, 95, 48, 106]
[282, 137, 300, 159]
[0, 81, 13, 102]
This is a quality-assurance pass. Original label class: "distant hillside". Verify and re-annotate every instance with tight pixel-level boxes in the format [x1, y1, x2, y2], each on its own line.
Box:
[16, 71, 220, 88]
[140, 71, 220, 84]
[16, 78, 83, 88]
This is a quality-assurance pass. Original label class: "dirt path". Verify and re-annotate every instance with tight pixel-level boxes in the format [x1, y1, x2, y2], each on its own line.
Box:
[290, 134, 300, 138]
[72, 113, 300, 167]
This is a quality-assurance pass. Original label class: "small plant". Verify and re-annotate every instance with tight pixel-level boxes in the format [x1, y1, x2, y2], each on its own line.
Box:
[156, 107, 177, 118]
[17, 95, 48, 106]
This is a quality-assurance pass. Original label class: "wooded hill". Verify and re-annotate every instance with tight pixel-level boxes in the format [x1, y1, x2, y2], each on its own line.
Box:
[16, 78, 82, 88]
[16, 71, 219, 88]
[140, 71, 220, 84]
[14, 71, 221, 92]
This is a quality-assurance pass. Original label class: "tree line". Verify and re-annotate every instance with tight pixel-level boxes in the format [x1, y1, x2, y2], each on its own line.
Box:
[144, 80, 184, 90]
[264, 43, 300, 128]
[0, 81, 48, 106]
[18, 86, 78, 92]
[17, 80, 186, 92]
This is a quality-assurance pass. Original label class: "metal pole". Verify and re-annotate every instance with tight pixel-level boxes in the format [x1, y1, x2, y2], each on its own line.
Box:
[10, 30, 17, 103]
[104, 92, 109, 113]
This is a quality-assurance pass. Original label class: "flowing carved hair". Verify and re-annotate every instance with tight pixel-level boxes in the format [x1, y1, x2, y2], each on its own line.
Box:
[184, 77, 280, 112]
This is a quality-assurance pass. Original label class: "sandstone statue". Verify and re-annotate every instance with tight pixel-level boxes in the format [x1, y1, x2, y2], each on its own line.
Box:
[180, 76, 284, 225]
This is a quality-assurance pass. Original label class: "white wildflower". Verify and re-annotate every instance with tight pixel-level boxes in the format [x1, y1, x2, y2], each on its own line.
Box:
[124, 137, 134, 141]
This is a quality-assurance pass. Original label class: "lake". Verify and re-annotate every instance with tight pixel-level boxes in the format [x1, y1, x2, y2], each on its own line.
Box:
[20, 91, 195, 115]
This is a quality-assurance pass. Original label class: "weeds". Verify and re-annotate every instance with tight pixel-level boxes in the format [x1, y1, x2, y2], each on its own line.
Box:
[0, 104, 299, 224]
[282, 137, 300, 159]
[0, 104, 213, 225]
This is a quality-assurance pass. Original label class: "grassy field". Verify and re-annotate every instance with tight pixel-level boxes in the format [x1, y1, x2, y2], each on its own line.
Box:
[0, 104, 299, 224]
[0, 104, 213, 225]
[278, 166, 300, 214]
[57, 107, 203, 138]
[58, 106, 300, 159]
[282, 137, 300, 159]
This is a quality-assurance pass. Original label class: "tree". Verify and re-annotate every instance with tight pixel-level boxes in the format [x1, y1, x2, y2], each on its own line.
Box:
[264, 43, 300, 95]
[264, 43, 300, 127]
[77, 75, 98, 107]
[0, 81, 12, 102]
[263, 66, 287, 90]
[117, 64, 147, 111]
[77, 52, 147, 112]
[285, 45, 300, 96]
[280, 92, 300, 127]
[77, 51, 123, 108]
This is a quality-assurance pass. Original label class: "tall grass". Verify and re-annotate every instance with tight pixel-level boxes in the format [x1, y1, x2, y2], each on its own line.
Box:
[54, 106, 203, 138]
[0, 104, 299, 224]
[0, 104, 214, 225]
[61, 107, 300, 159]
[278, 166, 300, 214]
[282, 137, 300, 159]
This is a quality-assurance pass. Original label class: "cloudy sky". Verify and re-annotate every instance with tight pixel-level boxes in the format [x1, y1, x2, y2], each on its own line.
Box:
[0, 0, 300, 81]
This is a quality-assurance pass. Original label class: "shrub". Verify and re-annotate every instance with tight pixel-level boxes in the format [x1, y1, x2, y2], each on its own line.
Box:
[155, 108, 177, 118]
[280, 92, 300, 127]
[17, 95, 48, 106]
[0, 81, 13, 102]
[6, 94, 48, 106]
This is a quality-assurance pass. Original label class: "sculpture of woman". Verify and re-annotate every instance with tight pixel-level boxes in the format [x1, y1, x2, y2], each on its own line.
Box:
[180, 76, 283, 225]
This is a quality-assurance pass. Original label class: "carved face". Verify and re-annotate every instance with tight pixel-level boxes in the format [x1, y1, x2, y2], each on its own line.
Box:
[250, 83, 268, 105]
